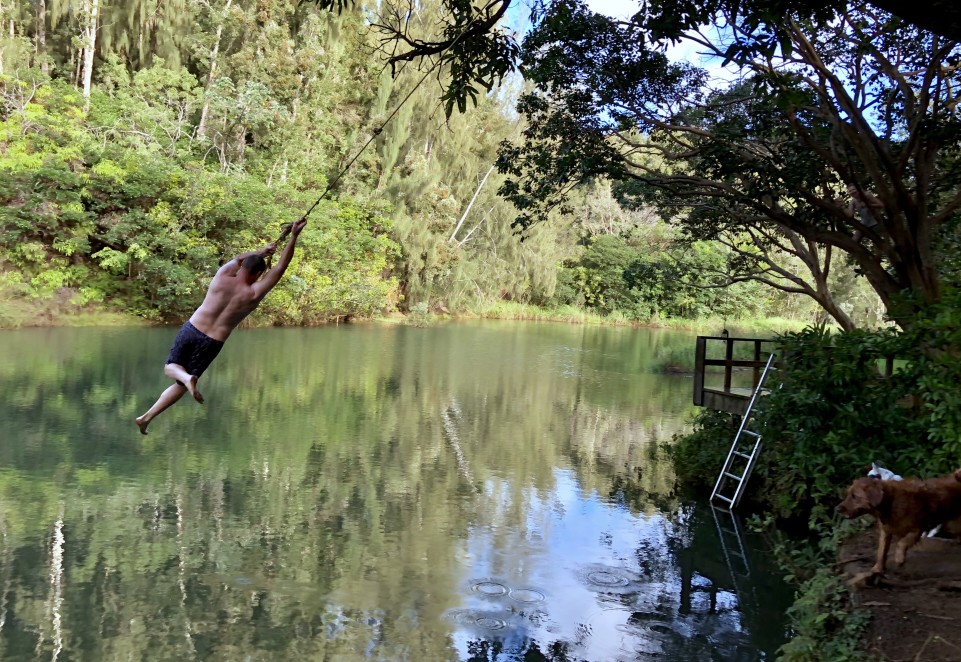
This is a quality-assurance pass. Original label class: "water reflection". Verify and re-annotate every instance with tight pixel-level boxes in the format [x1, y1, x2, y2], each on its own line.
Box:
[0, 322, 789, 660]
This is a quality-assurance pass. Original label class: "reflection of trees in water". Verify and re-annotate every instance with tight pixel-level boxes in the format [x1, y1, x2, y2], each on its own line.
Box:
[567, 399, 684, 506]
[0, 474, 457, 659]
[661, 505, 794, 659]
[0, 325, 786, 659]
[465, 637, 579, 661]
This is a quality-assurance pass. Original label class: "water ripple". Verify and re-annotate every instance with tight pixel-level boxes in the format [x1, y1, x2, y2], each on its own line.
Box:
[574, 563, 646, 594]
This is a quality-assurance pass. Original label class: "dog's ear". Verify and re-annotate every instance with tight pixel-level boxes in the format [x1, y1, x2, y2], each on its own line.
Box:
[866, 480, 885, 508]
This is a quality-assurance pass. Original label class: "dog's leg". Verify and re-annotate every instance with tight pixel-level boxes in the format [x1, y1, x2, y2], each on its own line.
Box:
[894, 530, 922, 566]
[872, 526, 891, 574]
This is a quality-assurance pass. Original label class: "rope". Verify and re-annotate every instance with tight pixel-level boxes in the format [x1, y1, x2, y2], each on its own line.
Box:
[272, 13, 485, 244]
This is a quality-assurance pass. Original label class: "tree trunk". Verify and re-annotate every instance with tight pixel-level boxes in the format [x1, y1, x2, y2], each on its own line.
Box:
[37, 0, 48, 74]
[815, 286, 856, 331]
[1, 6, 13, 75]
[80, 0, 99, 111]
[0, 0, 4, 76]
[197, 0, 233, 138]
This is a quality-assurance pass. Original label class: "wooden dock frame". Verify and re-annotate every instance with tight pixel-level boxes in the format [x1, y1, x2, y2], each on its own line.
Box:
[693, 336, 777, 416]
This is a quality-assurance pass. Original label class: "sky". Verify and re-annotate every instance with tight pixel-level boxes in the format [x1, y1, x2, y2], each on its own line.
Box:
[583, 0, 739, 82]
[584, 0, 637, 20]
[502, 0, 741, 88]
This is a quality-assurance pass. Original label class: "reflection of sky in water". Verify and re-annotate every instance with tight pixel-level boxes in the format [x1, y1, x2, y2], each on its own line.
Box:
[449, 470, 757, 660]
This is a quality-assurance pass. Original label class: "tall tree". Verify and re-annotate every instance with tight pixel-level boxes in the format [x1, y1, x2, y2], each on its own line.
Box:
[79, 0, 99, 109]
[36, 0, 48, 74]
[314, 0, 961, 117]
[0, 0, 5, 76]
[195, 0, 233, 137]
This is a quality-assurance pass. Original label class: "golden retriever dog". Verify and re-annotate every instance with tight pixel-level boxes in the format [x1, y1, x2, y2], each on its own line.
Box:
[837, 469, 961, 574]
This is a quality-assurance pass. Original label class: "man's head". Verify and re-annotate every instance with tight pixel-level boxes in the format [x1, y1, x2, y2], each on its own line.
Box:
[240, 254, 268, 281]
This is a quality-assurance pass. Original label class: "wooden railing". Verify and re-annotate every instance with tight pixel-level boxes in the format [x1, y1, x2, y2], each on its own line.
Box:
[693, 335, 901, 415]
[693, 335, 777, 414]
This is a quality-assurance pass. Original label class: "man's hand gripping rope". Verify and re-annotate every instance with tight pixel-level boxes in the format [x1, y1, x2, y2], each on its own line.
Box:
[264, 217, 307, 268]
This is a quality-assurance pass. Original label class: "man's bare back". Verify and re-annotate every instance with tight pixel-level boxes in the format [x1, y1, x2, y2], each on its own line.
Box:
[189, 253, 274, 341]
[135, 219, 307, 434]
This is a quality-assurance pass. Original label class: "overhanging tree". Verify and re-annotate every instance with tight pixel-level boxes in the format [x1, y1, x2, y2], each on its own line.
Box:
[496, 3, 961, 327]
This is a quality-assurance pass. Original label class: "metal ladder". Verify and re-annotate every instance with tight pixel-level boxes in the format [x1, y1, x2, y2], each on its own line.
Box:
[710, 353, 776, 510]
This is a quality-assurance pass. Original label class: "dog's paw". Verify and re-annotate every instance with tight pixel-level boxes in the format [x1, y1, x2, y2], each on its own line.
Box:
[847, 569, 884, 588]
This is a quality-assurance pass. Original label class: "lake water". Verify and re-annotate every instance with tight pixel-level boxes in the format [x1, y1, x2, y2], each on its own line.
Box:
[0, 322, 792, 660]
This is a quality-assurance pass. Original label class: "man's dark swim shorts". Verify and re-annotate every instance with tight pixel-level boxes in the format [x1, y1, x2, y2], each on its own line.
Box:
[165, 321, 224, 377]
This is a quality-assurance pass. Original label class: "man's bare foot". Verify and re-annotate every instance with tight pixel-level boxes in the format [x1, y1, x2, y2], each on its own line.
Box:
[186, 375, 204, 404]
[135, 416, 150, 435]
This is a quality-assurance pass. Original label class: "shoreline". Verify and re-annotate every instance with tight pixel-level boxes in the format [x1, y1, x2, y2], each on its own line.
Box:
[0, 303, 816, 336]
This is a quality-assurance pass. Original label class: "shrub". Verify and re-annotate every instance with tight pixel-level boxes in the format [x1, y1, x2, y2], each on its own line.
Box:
[669, 409, 741, 493]
[753, 324, 922, 527]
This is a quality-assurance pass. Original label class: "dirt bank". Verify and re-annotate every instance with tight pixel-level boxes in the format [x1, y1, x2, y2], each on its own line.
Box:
[841, 529, 961, 661]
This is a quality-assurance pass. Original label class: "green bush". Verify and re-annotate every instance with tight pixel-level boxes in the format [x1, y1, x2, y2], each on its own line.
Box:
[550, 266, 580, 306]
[668, 409, 741, 493]
[753, 324, 923, 528]
[562, 233, 772, 321]
[777, 569, 870, 662]
[895, 288, 961, 464]
[0, 75, 401, 326]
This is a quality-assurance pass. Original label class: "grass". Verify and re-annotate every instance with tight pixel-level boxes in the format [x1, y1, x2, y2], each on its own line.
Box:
[465, 301, 629, 325]
[460, 301, 821, 335]
[0, 289, 146, 330]
[650, 315, 817, 335]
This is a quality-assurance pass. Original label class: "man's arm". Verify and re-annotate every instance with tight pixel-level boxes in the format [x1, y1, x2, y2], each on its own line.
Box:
[216, 243, 277, 277]
[252, 219, 307, 298]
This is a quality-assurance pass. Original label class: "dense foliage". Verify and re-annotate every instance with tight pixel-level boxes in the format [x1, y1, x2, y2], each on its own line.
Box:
[0, 0, 562, 325]
[0, 75, 397, 324]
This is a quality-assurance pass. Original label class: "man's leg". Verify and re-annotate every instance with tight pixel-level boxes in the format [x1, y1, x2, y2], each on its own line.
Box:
[135, 382, 188, 435]
[164, 363, 204, 404]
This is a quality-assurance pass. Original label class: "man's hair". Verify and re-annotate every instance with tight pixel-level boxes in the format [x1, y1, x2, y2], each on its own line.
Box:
[241, 254, 268, 276]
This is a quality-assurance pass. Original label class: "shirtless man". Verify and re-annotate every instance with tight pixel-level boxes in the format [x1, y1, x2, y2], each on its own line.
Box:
[135, 218, 307, 434]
